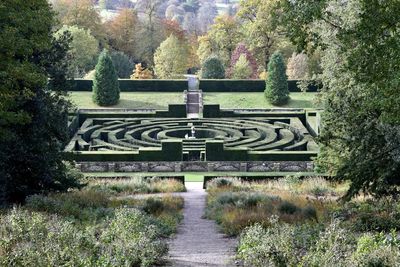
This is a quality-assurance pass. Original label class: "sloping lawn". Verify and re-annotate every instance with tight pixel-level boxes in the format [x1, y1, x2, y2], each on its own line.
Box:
[68, 92, 319, 109]
[204, 92, 319, 109]
[68, 92, 184, 109]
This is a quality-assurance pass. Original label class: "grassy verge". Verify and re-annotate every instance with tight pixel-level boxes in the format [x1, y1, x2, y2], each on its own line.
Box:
[68, 92, 319, 109]
[68, 92, 183, 109]
[204, 177, 400, 266]
[0, 178, 184, 266]
[204, 92, 320, 109]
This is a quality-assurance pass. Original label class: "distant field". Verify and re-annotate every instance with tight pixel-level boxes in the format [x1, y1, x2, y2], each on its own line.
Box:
[68, 92, 319, 109]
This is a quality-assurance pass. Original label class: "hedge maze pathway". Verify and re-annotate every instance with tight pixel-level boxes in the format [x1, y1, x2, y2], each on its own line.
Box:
[167, 182, 237, 267]
[66, 117, 317, 153]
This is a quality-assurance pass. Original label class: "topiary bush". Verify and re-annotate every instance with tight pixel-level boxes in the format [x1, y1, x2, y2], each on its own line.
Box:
[264, 51, 290, 105]
[201, 56, 225, 79]
[92, 50, 120, 106]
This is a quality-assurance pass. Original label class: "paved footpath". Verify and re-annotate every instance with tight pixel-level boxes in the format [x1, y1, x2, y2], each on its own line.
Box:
[167, 182, 238, 267]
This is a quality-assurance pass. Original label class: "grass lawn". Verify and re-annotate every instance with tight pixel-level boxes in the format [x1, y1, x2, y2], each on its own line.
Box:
[68, 92, 184, 109]
[68, 92, 319, 109]
[204, 92, 320, 109]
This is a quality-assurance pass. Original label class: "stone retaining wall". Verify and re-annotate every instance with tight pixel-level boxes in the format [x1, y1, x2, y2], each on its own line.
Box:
[77, 161, 314, 173]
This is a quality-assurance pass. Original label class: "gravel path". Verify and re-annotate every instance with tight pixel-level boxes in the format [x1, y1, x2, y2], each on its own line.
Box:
[167, 182, 238, 267]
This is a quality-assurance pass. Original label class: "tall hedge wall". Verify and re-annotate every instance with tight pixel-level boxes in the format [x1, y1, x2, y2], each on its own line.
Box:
[62, 79, 319, 92]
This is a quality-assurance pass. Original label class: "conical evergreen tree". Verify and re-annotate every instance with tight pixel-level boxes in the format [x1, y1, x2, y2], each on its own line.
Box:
[92, 50, 120, 106]
[264, 51, 290, 105]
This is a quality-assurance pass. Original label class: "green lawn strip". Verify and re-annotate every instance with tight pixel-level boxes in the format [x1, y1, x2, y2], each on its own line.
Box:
[68, 92, 184, 109]
[203, 92, 319, 109]
[68, 92, 319, 110]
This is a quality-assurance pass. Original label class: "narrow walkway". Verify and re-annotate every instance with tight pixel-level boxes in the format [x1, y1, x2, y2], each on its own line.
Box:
[167, 182, 237, 267]
[186, 91, 201, 119]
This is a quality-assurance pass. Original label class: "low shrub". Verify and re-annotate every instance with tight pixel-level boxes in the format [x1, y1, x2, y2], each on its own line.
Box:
[209, 177, 234, 188]
[98, 208, 168, 267]
[238, 219, 400, 266]
[0, 208, 169, 267]
[86, 177, 185, 195]
[25, 191, 112, 221]
[206, 191, 318, 236]
[278, 201, 301, 215]
[237, 217, 321, 267]
[352, 232, 400, 266]
[332, 198, 400, 232]
[301, 220, 357, 266]
[113, 196, 184, 237]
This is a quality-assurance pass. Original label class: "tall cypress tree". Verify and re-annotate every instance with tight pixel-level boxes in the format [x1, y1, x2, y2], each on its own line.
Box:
[92, 50, 120, 106]
[264, 51, 290, 105]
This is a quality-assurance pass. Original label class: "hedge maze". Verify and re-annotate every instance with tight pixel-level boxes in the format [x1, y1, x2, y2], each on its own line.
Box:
[65, 105, 319, 163]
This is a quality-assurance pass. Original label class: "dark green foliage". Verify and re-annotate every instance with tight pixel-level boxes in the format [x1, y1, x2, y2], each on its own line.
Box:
[302, 205, 318, 220]
[201, 56, 225, 79]
[67, 79, 319, 92]
[278, 0, 400, 199]
[333, 199, 400, 232]
[278, 201, 300, 214]
[265, 51, 290, 105]
[0, 0, 82, 205]
[92, 50, 120, 106]
[110, 50, 134, 78]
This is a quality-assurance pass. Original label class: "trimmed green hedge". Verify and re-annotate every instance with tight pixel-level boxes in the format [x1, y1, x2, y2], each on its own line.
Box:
[203, 104, 307, 123]
[206, 140, 248, 161]
[205, 140, 317, 162]
[77, 104, 187, 125]
[64, 140, 182, 162]
[62, 79, 319, 92]
[70, 79, 187, 92]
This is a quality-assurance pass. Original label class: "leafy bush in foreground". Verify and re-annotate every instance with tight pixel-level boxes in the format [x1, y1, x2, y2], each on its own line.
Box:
[206, 191, 318, 236]
[238, 219, 400, 267]
[0, 207, 169, 267]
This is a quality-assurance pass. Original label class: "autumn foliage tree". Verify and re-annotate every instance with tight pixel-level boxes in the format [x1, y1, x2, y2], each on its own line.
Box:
[231, 54, 253, 79]
[227, 43, 258, 79]
[55, 25, 99, 77]
[52, 0, 103, 40]
[130, 63, 154, 79]
[154, 35, 189, 78]
[106, 8, 139, 58]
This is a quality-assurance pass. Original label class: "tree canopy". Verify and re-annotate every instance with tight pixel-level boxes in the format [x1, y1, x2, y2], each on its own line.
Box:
[277, 0, 400, 199]
[154, 35, 189, 79]
[0, 0, 81, 204]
